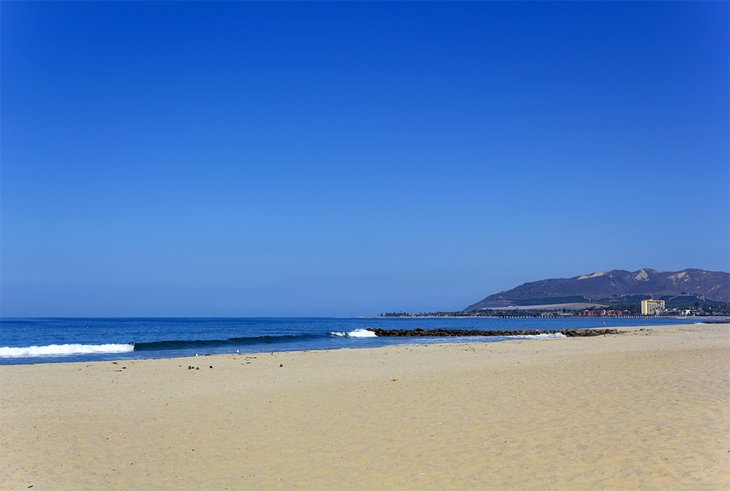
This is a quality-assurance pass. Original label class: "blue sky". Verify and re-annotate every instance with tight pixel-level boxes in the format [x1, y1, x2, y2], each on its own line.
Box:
[1, 1, 728, 316]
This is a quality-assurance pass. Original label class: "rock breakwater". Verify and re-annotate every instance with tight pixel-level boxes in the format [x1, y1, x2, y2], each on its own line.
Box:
[366, 328, 619, 337]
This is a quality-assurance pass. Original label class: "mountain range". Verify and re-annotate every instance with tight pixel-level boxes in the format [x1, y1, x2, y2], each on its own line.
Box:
[465, 268, 730, 311]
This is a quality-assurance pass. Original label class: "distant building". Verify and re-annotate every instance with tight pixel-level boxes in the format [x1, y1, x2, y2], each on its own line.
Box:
[641, 299, 666, 316]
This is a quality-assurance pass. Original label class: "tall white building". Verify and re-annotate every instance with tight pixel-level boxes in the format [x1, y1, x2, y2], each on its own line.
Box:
[641, 299, 665, 315]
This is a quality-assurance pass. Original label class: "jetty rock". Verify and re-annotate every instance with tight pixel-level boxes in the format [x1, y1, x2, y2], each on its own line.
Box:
[366, 328, 619, 337]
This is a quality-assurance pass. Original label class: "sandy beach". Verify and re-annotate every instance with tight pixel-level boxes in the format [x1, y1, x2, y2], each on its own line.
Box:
[1, 323, 728, 490]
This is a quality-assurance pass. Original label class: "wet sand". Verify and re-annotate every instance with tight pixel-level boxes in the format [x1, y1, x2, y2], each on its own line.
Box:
[1, 323, 728, 490]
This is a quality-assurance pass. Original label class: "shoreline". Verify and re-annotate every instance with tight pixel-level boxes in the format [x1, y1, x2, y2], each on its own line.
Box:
[0, 321, 699, 367]
[2, 323, 729, 489]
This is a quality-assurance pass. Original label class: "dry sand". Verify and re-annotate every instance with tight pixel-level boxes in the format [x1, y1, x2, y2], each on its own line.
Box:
[1, 323, 729, 490]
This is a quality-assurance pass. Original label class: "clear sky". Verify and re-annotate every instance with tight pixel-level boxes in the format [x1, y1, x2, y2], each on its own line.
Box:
[1, 1, 728, 316]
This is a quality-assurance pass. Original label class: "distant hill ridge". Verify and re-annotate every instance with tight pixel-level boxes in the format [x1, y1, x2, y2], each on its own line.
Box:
[465, 268, 730, 311]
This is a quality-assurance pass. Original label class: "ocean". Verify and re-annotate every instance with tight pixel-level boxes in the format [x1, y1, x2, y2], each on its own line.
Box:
[0, 317, 694, 365]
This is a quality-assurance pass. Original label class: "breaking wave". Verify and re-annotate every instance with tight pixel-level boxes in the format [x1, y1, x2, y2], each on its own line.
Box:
[0, 343, 135, 358]
[506, 333, 567, 339]
[330, 329, 378, 338]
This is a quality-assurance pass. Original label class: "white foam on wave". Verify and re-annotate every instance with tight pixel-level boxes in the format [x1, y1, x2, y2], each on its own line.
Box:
[507, 333, 567, 340]
[330, 328, 378, 338]
[0, 343, 135, 358]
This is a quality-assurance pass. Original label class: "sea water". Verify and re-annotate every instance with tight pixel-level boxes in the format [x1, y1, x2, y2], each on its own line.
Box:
[0, 317, 694, 365]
